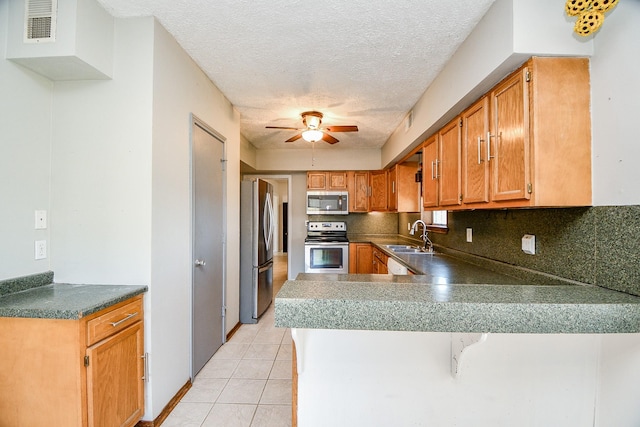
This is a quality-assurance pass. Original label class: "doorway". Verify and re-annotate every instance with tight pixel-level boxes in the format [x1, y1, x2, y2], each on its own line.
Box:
[191, 116, 226, 376]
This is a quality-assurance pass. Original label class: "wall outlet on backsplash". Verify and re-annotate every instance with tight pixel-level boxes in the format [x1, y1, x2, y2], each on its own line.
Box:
[522, 235, 536, 255]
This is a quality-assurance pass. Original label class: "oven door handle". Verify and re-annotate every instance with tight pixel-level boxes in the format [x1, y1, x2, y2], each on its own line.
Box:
[305, 242, 349, 246]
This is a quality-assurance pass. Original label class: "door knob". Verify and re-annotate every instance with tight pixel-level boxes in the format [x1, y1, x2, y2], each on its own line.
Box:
[194, 259, 206, 267]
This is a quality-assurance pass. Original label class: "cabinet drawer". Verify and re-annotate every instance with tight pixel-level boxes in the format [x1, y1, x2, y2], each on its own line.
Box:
[87, 298, 143, 346]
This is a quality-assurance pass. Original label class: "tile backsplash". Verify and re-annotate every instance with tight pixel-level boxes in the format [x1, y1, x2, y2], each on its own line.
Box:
[430, 206, 640, 297]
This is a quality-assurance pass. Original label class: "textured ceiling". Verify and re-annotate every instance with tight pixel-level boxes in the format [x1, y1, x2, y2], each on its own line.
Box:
[96, 0, 495, 150]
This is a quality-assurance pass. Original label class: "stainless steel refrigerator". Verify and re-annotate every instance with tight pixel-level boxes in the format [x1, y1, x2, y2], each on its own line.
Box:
[240, 179, 275, 323]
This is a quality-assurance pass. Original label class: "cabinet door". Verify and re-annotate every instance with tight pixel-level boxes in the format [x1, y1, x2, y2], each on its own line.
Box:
[438, 118, 462, 206]
[369, 170, 388, 211]
[396, 162, 420, 212]
[462, 97, 490, 204]
[86, 322, 144, 427]
[328, 172, 348, 190]
[422, 136, 439, 208]
[351, 171, 370, 212]
[349, 242, 372, 274]
[490, 68, 531, 202]
[387, 167, 397, 212]
[307, 172, 327, 190]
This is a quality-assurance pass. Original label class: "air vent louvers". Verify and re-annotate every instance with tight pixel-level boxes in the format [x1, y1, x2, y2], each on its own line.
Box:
[24, 0, 57, 42]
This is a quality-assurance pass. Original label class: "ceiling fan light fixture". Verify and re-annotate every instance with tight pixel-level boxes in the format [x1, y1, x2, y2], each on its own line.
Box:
[302, 111, 322, 129]
[302, 129, 323, 143]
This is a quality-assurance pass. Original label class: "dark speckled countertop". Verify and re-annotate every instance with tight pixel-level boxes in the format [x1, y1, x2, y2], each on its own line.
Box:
[0, 271, 147, 320]
[275, 236, 640, 334]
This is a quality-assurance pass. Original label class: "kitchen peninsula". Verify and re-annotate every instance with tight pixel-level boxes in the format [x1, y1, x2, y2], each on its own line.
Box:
[275, 242, 640, 426]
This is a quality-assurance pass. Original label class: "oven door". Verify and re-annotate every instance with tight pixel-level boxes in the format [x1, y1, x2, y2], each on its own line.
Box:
[304, 242, 349, 274]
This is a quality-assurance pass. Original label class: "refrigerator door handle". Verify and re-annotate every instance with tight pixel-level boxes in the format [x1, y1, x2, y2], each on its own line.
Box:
[264, 192, 275, 251]
[258, 263, 272, 274]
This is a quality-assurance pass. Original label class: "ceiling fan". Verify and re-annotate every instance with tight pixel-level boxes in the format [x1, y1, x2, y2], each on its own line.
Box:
[266, 111, 358, 144]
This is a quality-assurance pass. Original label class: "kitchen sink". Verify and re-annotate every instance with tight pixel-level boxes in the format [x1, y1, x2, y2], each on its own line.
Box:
[385, 245, 436, 255]
[385, 245, 413, 249]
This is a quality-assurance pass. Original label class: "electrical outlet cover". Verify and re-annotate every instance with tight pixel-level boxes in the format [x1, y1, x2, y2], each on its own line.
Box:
[35, 240, 47, 260]
[522, 234, 535, 255]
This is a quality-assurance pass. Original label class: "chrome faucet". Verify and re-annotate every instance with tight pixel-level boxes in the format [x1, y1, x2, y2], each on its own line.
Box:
[409, 220, 434, 252]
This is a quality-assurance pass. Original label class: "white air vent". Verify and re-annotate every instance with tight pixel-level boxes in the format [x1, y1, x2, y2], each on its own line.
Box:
[24, 0, 57, 43]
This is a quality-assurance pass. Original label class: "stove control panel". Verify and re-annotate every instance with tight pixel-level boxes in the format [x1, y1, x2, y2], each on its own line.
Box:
[307, 221, 347, 232]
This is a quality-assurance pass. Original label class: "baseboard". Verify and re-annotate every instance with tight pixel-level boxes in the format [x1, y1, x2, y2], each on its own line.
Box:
[135, 379, 192, 427]
[226, 321, 242, 341]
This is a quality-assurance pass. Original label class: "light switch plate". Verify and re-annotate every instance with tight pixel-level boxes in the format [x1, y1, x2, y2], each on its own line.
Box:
[522, 234, 535, 255]
[466, 228, 473, 243]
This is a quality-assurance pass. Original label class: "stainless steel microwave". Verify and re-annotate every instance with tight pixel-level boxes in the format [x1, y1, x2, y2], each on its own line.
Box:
[306, 191, 349, 215]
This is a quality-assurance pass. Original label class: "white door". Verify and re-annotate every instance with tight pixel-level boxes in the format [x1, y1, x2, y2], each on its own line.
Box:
[192, 118, 225, 376]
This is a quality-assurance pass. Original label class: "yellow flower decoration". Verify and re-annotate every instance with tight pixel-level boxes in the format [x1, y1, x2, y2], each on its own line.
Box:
[574, 10, 604, 36]
[591, 0, 619, 12]
[566, 0, 619, 36]
[566, 0, 593, 16]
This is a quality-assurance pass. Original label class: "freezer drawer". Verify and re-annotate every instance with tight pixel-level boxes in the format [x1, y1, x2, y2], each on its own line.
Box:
[254, 262, 273, 318]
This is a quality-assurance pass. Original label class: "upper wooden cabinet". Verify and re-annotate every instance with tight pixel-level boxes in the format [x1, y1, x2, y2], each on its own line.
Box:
[348, 171, 370, 212]
[422, 135, 439, 208]
[461, 96, 490, 205]
[424, 56, 591, 210]
[483, 56, 591, 208]
[369, 170, 388, 211]
[438, 118, 462, 207]
[346, 170, 389, 213]
[307, 171, 348, 190]
[389, 163, 420, 212]
[421, 118, 462, 209]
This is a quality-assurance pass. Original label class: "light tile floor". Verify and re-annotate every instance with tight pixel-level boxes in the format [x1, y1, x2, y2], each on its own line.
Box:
[162, 305, 292, 427]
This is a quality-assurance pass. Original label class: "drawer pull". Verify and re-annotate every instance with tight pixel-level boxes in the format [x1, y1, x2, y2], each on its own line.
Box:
[110, 312, 138, 327]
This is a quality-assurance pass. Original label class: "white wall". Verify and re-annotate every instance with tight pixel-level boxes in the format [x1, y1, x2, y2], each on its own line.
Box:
[256, 147, 381, 171]
[0, 1, 53, 280]
[150, 18, 241, 418]
[590, 0, 640, 205]
[50, 18, 153, 286]
[295, 329, 640, 426]
[240, 133, 257, 170]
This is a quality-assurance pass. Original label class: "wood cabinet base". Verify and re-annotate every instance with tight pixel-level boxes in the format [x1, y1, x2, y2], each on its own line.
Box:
[0, 295, 145, 427]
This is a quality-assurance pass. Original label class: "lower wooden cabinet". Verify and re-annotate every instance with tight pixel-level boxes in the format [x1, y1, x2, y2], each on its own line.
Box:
[350, 243, 392, 274]
[0, 295, 145, 427]
[349, 243, 373, 274]
[372, 248, 388, 274]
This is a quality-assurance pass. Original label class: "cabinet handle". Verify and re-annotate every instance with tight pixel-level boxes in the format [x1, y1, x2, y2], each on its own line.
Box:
[142, 352, 149, 382]
[110, 312, 138, 327]
[477, 136, 484, 164]
[487, 132, 499, 160]
[392, 181, 396, 194]
[435, 159, 440, 179]
[431, 161, 441, 180]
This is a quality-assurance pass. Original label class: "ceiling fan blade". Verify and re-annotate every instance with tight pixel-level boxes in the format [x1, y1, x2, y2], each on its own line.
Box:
[324, 125, 358, 132]
[266, 126, 301, 130]
[322, 133, 339, 144]
[285, 133, 303, 142]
